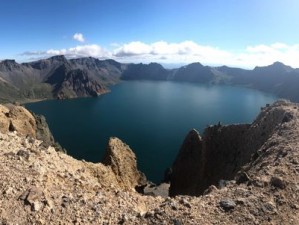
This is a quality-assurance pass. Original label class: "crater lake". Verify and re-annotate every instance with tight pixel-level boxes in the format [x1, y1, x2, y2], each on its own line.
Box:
[26, 81, 277, 183]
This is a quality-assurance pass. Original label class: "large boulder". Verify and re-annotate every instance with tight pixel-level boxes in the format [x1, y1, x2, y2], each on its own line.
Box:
[0, 104, 60, 150]
[0, 104, 36, 137]
[102, 137, 147, 190]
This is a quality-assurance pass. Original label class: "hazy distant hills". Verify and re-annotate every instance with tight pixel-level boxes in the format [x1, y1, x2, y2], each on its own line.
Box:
[1, 55, 299, 103]
[123, 61, 299, 102]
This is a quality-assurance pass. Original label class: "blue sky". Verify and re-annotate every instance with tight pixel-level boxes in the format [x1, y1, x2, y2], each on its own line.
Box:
[1, 0, 299, 68]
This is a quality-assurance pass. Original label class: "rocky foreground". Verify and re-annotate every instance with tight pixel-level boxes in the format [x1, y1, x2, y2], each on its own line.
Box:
[1, 101, 299, 224]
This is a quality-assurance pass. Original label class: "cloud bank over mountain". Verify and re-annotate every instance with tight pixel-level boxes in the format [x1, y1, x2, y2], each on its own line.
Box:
[20, 41, 299, 69]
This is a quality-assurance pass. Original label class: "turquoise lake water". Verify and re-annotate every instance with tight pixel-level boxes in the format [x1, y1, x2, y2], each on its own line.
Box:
[26, 81, 277, 183]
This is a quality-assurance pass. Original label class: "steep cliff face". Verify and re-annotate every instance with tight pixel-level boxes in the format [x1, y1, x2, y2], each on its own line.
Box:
[169, 129, 204, 196]
[170, 124, 250, 196]
[170, 100, 297, 196]
[45, 64, 108, 99]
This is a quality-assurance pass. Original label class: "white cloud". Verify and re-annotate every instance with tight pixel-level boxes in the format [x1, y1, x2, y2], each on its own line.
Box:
[48, 44, 111, 58]
[113, 41, 232, 66]
[20, 41, 299, 69]
[21, 44, 111, 59]
[73, 33, 85, 43]
[240, 43, 299, 68]
[113, 41, 299, 68]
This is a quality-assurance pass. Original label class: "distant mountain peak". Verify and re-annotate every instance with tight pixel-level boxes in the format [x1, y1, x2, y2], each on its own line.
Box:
[271, 61, 290, 69]
[254, 61, 293, 73]
[48, 55, 68, 62]
[0, 59, 20, 71]
[1, 59, 17, 65]
[188, 62, 203, 67]
[272, 61, 285, 66]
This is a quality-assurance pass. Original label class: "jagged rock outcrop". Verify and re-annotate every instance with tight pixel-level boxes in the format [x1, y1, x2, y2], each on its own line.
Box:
[0, 104, 63, 151]
[33, 113, 58, 148]
[169, 100, 299, 196]
[169, 129, 204, 196]
[0, 104, 36, 137]
[102, 137, 147, 190]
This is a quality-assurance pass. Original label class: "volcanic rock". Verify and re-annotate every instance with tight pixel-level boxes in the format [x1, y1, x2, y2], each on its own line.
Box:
[102, 137, 147, 190]
[169, 100, 299, 196]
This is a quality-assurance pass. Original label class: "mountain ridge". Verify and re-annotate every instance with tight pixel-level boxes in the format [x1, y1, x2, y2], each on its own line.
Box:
[1, 56, 299, 103]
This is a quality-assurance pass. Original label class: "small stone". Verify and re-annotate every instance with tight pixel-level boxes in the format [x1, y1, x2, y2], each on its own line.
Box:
[218, 180, 230, 189]
[291, 204, 299, 210]
[17, 149, 30, 160]
[45, 196, 54, 209]
[282, 112, 293, 123]
[219, 199, 236, 211]
[3, 187, 14, 196]
[252, 179, 266, 188]
[118, 214, 128, 224]
[19, 190, 30, 201]
[19, 187, 44, 212]
[236, 198, 246, 205]
[173, 219, 183, 225]
[203, 185, 217, 195]
[262, 201, 276, 213]
[26, 187, 43, 205]
[179, 198, 191, 208]
[236, 171, 251, 184]
[291, 159, 299, 165]
[170, 202, 178, 210]
[144, 211, 154, 218]
[4, 152, 15, 158]
[32, 201, 42, 212]
[270, 176, 286, 189]
[61, 196, 70, 208]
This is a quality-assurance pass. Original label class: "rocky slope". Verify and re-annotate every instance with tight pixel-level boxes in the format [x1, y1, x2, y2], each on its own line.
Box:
[1, 101, 299, 224]
[121, 63, 170, 81]
[0, 56, 124, 102]
[45, 64, 108, 99]
[0, 103, 60, 150]
[119, 61, 299, 102]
